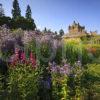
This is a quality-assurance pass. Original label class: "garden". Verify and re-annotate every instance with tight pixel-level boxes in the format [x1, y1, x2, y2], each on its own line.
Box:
[0, 0, 100, 100]
[0, 27, 100, 100]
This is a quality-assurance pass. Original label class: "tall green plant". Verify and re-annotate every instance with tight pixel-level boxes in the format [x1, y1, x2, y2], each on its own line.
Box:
[65, 42, 92, 65]
[52, 72, 68, 100]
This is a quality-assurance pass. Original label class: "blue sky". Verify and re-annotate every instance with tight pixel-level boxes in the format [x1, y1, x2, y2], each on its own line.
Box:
[0, 0, 100, 33]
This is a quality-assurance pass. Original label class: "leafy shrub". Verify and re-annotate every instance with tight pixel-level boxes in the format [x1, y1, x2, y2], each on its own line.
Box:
[81, 64, 100, 99]
[7, 63, 42, 100]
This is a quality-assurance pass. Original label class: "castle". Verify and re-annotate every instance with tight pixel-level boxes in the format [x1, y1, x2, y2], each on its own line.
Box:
[62, 21, 100, 44]
[68, 21, 97, 36]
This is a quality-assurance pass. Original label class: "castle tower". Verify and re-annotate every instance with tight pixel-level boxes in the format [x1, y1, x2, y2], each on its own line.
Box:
[68, 21, 86, 35]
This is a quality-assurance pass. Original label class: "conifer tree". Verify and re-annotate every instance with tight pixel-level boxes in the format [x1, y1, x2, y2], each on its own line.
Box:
[0, 3, 4, 17]
[25, 5, 32, 19]
[59, 29, 64, 36]
[12, 0, 21, 19]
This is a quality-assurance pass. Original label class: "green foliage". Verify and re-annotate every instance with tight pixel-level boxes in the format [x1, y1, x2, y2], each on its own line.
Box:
[92, 44, 100, 58]
[0, 74, 3, 94]
[67, 65, 83, 99]
[87, 64, 100, 78]
[54, 46, 62, 64]
[52, 72, 68, 100]
[39, 42, 52, 66]
[0, 16, 36, 30]
[0, 74, 8, 99]
[59, 29, 64, 36]
[11, 17, 36, 30]
[25, 38, 36, 59]
[7, 64, 42, 100]
[12, 0, 21, 19]
[0, 1, 36, 30]
[65, 42, 92, 64]
[81, 64, 100, 99]
[0, 16, 11, 27]
[26, 5, 32, 20]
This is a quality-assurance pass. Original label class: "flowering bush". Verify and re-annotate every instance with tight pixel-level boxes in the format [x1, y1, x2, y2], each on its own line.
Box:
[48, 61, 70, 100]
[48, 61, 85, 100]
[9, 48, 36, 67]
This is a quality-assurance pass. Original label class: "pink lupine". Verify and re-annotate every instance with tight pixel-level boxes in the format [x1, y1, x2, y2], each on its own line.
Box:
[10, 54, 17, 66]
[15, 48, 19, 60]
[10, 49, 37, 67]
[29, 52, 36, 66]
[10, 48, 19, 66]
[20, 52, 26, 62]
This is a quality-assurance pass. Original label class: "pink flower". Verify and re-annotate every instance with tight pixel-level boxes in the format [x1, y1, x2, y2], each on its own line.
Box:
[30, 52, 36, 66]
[10, 54, 17, 66]
[14, 48, 19, 60]
[10, 48, 19, 66]
[20, 52, 26, 61]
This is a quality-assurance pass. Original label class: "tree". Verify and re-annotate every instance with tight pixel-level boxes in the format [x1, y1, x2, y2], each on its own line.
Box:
[0, 16, 11, 27]
[12, 0, 21, 19]
[0, 3, 5, 17]
[11, 17, 36, 30]
[59, 29, 64, 36]
[54, 31, 57, 35]
[43, 27, 47, 33]
[47, 29, 52, 33]
[25, 5, 32, 19]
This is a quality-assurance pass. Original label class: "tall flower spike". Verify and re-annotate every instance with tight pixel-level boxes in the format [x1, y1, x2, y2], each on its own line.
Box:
[30, 52, 36, 66]
[15, 48, 19, 60]
[20, 52, 26, 61]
